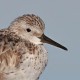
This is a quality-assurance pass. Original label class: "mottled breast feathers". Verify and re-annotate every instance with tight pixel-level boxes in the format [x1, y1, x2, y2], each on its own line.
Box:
[0, 29, 22, 71]
[0, 29, 32, 71]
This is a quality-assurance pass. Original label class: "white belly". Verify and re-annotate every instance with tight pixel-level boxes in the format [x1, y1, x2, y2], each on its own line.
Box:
[6, 45, 48, 80]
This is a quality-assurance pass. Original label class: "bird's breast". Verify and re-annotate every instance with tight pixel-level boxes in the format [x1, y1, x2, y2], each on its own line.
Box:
[18, 45, 48, 80]
[5, 45, 48, 80]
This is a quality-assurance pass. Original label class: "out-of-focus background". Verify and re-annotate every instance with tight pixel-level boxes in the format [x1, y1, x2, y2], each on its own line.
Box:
[0, 0, 80, 80]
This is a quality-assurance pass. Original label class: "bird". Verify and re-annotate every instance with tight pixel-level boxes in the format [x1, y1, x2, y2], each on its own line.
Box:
[0, 14, 68, 80]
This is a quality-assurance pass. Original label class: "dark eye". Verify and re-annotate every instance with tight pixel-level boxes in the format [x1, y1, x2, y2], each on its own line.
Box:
[26, 28, 31, 32]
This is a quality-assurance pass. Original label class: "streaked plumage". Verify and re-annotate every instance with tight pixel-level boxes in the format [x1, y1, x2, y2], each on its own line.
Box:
[0, 14, 67, 80]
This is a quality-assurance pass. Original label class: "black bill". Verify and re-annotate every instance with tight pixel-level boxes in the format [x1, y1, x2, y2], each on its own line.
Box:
[40, 34, 68, 51]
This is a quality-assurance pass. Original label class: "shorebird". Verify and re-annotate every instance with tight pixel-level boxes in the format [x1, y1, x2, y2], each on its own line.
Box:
[0, 14, 68, 80]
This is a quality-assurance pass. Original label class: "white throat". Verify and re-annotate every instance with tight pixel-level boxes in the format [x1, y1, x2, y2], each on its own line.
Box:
[29, 36, 42, 45]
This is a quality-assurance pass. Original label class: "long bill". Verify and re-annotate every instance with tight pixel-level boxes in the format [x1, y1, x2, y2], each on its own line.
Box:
[40, 34, 68, 51]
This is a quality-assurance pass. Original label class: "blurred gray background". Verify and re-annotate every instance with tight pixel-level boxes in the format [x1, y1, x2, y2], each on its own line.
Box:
[0, 0, 80, 80]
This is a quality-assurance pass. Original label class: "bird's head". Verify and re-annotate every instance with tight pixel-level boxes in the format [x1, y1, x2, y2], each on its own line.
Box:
[9, 14, 68, 51]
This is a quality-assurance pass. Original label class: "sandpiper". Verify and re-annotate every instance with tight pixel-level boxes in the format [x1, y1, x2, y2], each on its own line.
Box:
[0, 14, 67, 80]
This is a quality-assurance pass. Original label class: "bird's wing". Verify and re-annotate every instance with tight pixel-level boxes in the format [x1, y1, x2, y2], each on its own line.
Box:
[0, 29, 25, 72]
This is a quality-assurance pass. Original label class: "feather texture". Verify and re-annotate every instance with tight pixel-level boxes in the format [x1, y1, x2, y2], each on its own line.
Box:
[0, 28, 48, 80]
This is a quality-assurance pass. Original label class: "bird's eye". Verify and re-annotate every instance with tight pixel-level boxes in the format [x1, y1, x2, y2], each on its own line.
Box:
[26, 28, 31, 32]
